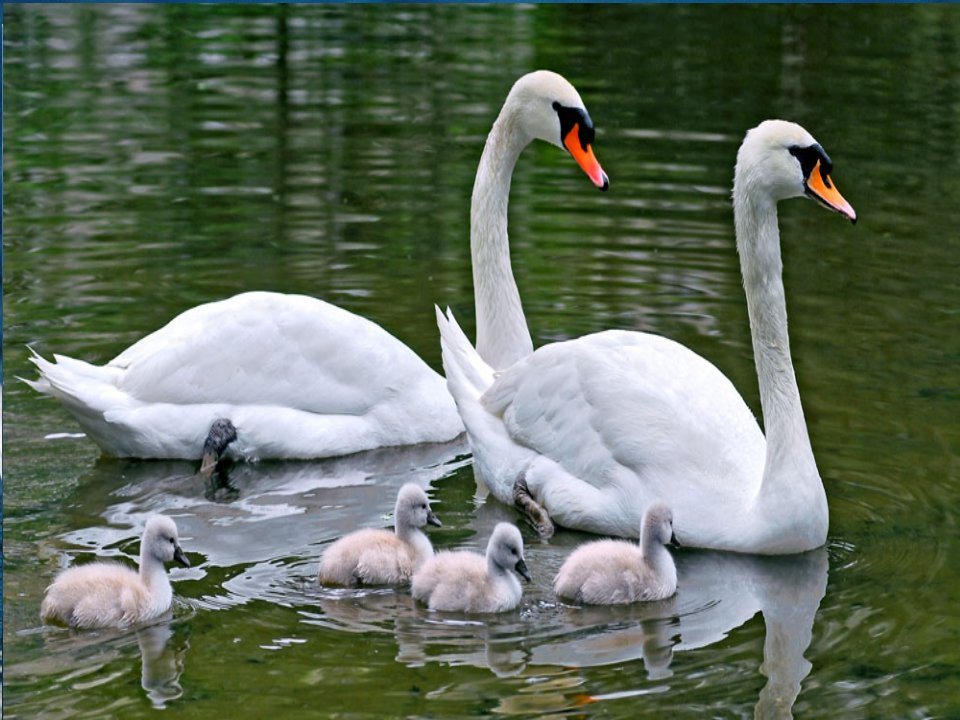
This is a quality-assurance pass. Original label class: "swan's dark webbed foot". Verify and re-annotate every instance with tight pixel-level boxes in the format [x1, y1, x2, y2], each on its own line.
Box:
[513, 474, 554, 540]
[198, 418, 238, 479]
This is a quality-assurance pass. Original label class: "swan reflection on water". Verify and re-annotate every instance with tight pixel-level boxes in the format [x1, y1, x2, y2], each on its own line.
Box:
[48, 442, 825, 718]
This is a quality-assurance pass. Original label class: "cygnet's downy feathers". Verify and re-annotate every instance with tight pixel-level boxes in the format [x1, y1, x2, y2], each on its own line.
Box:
[554, 502, 677, 605]
[41, 515, 190, 629]
[411, 522, 531, 613]
[318, 483, 442, 586]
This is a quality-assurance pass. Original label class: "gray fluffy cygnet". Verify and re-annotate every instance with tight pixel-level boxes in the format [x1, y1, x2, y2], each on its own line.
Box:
[554, 502, 677, 605]
[318, 483, 442, 586]
[41, 515, 190, 629]
[411, 522, 531, 613]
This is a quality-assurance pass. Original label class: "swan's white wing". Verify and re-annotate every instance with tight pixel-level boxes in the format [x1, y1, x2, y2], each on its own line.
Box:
[482, 330, 766, 509]
[112, 292, 422, 414]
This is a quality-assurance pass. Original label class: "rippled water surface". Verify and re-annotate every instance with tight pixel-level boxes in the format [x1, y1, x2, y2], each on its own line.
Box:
[4, 5, 960, 719]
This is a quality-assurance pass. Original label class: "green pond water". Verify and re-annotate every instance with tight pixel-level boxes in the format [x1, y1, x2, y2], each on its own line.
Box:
[3, 4, 960, 718]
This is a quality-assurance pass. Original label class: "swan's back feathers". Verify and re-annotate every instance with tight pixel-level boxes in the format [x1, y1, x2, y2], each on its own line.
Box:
[483, 330, 765, 500]
[112, 293, 429, 412]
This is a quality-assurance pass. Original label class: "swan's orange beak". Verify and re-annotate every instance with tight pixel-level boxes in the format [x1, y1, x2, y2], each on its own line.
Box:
[563, 124, 609, 191]
[806, 160, 857, 224]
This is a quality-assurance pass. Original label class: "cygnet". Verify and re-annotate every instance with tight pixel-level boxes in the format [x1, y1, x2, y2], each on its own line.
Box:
[41, 515, 190, 629]
[411, 522, 531, 613]
[554, 502, 677, 604]
[318, 483, 442, 586]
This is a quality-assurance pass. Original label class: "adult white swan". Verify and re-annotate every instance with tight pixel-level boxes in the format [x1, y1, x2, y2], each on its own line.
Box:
[25, 71, 608, 462]
[438, 120, 856, 554]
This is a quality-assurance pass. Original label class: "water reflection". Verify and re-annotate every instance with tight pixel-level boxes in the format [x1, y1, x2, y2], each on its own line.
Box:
[137, 623, 187, 709]
[10, 620, 189, 713]
[307, 486, 828, 719]
[51, 440, 468, 609]
[43, 448, 827, 717]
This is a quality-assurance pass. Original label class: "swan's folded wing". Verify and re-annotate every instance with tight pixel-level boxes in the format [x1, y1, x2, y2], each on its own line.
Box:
[481, 330, 765, 488]
[112, 292, 433, 415]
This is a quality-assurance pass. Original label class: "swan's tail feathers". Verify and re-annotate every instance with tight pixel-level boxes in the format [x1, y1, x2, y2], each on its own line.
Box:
[435, 306, 495, 401]
[19, 347, 55, 394]
[22, 348, 126, 418]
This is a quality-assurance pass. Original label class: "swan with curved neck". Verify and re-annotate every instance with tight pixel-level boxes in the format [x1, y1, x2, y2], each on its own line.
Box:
[438, 120, 856, 554]
[24, 71, 607, 461]
[472, 70, 609, 369]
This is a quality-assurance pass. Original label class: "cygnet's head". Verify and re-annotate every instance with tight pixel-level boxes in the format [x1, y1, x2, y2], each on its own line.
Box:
[642, 503, 675, 548]
[143, 516, 190, 567]
[505, 70, 609, 191]
[735, 119, 856, 222]
[487, 522, 531, 582]
[395, 483, 442, 530]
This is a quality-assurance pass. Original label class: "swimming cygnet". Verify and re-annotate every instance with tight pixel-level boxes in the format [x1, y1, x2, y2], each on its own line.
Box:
[318, 483, 442, 586]
[554, 503, 677, 605]
[41, 515, 191, 629]
[411, 522, 531, 613]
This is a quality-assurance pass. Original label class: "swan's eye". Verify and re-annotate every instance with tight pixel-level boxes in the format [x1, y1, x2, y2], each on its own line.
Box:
[789, 144, 833, 186]
[552, 101, 595, 150]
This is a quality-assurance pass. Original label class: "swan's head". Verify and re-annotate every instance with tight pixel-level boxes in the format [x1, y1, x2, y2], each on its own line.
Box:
[144, 515, 190, 568]
[736, 119, 856, 223]
[642, 502, 675, 547]
[506, 70, 609, 191]
[488, 522, 532, 582]
[396, 483, 442, 529]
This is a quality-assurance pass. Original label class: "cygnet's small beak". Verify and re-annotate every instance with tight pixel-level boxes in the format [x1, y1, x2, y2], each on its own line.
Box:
[515, 558, 532, 582]
[173, 544, 191, 568]
[670, 531, 681, 548]
[427, 510, 442, 528]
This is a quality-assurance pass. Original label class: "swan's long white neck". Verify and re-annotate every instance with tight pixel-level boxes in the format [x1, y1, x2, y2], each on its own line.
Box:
[471, 108, 534, 370]
[734, 179, 827, 545]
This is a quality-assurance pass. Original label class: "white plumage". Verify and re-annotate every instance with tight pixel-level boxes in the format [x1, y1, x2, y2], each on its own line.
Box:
[41, 516, 190, 629]
[554, 502, 677, 604]
[438, 120, 857, 554]
[411, 522, 531, 613]
[318, 483, 441, 586]
[27, 293, 460, 460]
